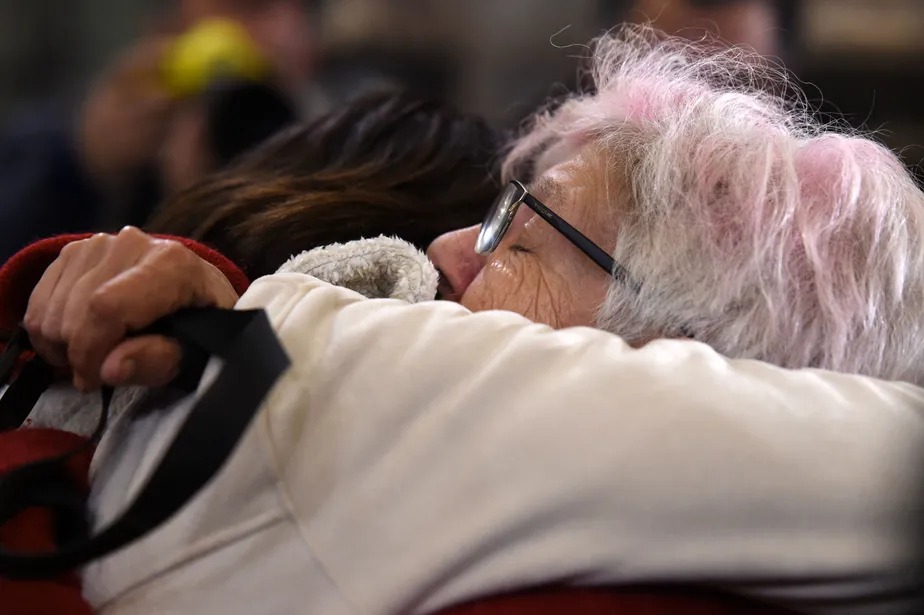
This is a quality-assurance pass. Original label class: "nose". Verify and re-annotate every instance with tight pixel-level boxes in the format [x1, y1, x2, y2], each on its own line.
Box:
[426, 225, 486, 301]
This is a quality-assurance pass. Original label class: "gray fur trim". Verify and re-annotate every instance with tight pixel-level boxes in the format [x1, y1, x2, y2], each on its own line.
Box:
[277, 236, 438, 303]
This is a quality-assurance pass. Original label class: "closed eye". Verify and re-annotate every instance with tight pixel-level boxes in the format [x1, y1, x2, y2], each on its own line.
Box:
[509, 243, 533, 254]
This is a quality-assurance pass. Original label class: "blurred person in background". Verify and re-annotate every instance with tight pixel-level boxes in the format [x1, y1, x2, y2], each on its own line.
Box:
[168, 0, 316, 90]
[0, 0, 312, 266]
[315, 0, 801, 133]
[621, 0, 801, 57]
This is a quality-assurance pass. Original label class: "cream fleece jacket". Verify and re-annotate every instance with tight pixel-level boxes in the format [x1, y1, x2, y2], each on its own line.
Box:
[70, 240, 924, 615]
[25, 237, 440, 437]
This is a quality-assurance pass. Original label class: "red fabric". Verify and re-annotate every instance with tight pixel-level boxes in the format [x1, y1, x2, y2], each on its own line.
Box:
[0, 235, 796, 615]
[0, 429, 94, 615]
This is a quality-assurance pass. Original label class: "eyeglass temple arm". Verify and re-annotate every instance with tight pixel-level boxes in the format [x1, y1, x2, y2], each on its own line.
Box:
[521, 194, 634, 287]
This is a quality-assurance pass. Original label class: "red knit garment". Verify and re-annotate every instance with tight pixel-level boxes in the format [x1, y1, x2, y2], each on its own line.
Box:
[0, 234, 797, 615]
[0, 234, 250, 614]
[0, 429, 94, 615]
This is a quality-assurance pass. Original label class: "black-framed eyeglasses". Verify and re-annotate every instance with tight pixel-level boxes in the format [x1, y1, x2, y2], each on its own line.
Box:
[475, 180, 634, 286]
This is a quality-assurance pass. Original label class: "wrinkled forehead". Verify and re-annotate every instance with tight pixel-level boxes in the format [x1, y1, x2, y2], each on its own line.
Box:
[528, 174, 567, 206]
[528, 152, 617, 224]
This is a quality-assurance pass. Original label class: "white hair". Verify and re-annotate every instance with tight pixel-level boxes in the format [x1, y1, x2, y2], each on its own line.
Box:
[504, 25, 924, 385]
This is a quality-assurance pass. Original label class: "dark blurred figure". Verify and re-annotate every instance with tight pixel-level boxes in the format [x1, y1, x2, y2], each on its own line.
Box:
[602, 0, 800, 58]
[0, 0, 312, 265]
[159, 78, 298, 200]
[148, 89, 503, 278]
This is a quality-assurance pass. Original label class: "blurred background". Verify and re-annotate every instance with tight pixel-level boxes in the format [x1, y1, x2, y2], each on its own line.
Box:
[0, 0, 922, 261]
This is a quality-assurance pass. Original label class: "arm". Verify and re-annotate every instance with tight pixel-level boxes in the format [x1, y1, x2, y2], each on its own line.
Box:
[0, 232, 250, 337]
[18, 233, 922, 613]
[241, 273, 923, 614]
[0, 232, 247, 613]
[1, 230, 249, 387]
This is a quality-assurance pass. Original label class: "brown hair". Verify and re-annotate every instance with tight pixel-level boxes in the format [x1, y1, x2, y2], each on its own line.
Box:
[147, 89, 502, 277]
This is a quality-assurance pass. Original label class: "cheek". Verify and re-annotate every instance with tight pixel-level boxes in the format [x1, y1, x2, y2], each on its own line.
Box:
[460, 256, 538, 316]
[460, 254, 599, 328]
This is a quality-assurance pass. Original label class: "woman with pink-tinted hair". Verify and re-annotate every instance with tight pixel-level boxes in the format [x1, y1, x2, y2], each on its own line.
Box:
[11, 26, 924, 615]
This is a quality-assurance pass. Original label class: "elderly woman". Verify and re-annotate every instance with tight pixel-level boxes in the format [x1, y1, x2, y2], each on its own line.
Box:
[8, 27, 924, 614]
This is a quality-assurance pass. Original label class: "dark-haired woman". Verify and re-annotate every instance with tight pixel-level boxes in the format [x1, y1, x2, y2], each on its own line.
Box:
[147, 89, 503, 277]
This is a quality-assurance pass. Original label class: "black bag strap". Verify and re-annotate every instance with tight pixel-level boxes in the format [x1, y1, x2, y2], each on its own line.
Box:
[0, 334, 54, 432]
[0, 307, 289, 579]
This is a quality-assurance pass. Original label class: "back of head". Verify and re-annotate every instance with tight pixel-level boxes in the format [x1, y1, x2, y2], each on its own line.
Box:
[148, 89, 502, 277]
[505, 25, 924, 384]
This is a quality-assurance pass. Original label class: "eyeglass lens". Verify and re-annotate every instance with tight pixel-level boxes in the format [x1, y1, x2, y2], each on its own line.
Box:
[475, 182, 521, 254]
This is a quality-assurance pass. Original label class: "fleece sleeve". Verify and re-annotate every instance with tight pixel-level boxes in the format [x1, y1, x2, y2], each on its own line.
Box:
[236, 273, 924, 615]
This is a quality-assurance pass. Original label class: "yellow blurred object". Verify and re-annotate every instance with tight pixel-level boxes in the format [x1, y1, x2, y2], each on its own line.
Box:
[161, 18, 269, 97]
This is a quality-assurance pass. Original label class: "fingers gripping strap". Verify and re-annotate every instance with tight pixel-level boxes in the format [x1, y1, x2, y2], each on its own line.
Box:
[0, 308, 289, 579]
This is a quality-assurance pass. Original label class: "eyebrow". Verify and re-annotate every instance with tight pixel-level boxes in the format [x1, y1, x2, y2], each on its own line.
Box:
[528, 176, 566, 208]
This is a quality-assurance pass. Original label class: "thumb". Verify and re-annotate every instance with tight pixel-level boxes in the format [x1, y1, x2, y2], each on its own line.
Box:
[100, 335, 182, 388]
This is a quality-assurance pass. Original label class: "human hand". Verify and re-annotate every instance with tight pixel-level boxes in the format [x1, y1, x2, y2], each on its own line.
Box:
[78, 38, 176, 190]
[24, 227, 239, 391]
